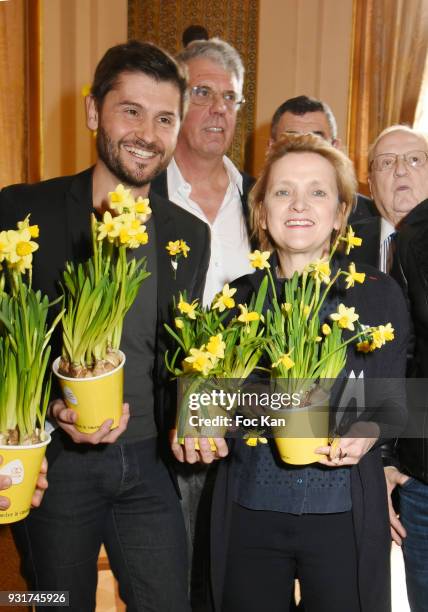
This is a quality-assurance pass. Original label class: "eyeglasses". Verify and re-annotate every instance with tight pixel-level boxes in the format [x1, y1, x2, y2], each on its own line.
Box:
[189, 85, 245, 110]
[370, 150, 428, 172]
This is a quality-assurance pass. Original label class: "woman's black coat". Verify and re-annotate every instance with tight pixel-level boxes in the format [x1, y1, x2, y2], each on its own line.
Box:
[210, 259, 410, 612]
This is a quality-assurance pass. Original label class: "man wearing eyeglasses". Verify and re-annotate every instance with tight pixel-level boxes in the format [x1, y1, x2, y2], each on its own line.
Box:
[151, 37, 253, 611]
[151, 37, 254, 307]
[352, 125, 428, 272]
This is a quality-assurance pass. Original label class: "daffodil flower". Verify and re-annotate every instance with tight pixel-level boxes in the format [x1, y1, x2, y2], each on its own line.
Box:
[356, 340, 373, 353]
[0, 230, 11, 263]
[249, 250, 271, 270]
[97, 211, 122, 242]
[175, 318, 184, 330]
[342, 226, 362, 255]
[108, 184, 135, 214]
[126, 230, 149, 249]
[212, 284, 237, 312]
[206, 334, 226, 359]
[17, 216, 39, 238]
[166, 240, 181, 256]
[272, 352, 295, 370]
[180, 240, 190, 258]
[330, 303, 359, 331]
[344, 263, 366, 289]
[370, 323, 395, 349]
[134, 197, 152, 222]
[306, 258, 331, 284]
[166, 239, 191, 278]
[6, 228, 39, 272]
[237, 304, 261, 324]
[184, 347, 217, 376]
[178, 296, 199, 319]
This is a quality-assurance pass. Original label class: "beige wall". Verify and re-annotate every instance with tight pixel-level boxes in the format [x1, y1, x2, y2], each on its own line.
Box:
[41, 0, 128, 179]
[253, 0, 353, 175]
[39, 0, 352, 179]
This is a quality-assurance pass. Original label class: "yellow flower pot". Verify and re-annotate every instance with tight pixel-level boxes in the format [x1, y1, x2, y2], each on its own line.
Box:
[271, 389, 330, 465]
[176, 388, 230, 452]
[0, 433, 50, 524]
[52, 351, 125, 433]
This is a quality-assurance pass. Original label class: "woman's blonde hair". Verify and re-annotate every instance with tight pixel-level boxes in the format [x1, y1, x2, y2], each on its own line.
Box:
[250, 133, 357, 251]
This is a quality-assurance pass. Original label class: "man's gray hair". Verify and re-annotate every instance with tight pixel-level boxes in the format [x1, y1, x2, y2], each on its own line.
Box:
[368, 124, 428, 169]
[176, 37, 244, 97]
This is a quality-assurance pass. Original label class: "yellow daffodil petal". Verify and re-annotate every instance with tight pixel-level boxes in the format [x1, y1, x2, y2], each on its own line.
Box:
[206, 334, 226, 359]
[180, 240, 190, 258]
[166, 240, 181, 256]
[342, 226, 362, 255]
[272, 353, 295, 370]
[330, 303, 359, 331]
[249, 250, 271, 270]
[212, 283, 237, 312]
[306, 258, 331, 284]
[177, 297, 198, 319]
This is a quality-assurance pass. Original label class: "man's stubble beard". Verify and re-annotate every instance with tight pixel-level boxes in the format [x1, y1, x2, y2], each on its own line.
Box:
[96, 126, 170, 188]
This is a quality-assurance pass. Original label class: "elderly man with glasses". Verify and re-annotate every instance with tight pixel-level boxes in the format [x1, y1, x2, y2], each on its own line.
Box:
[352, 125, 428, 272]
[353, 125, 428, 611]
[151, 37, 253, 611]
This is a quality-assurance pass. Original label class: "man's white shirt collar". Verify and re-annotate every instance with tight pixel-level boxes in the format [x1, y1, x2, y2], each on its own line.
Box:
[167, 156, 243, 203]
[380, 217, 396, 243]
[165, 156, 252, 305]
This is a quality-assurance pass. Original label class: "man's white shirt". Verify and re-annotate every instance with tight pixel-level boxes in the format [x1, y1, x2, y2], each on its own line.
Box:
[379, 217, 396, 273]
[167, 156, 253, 305]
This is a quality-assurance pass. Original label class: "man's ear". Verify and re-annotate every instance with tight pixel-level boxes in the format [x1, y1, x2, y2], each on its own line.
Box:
[85, 95, 99, 132]
[332, 138, 342, 149]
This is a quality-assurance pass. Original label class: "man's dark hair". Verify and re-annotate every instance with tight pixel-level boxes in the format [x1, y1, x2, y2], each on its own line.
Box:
[182, 25, 209, 47]
[270, 95, 337, 141]
[91, 40, 188, 119]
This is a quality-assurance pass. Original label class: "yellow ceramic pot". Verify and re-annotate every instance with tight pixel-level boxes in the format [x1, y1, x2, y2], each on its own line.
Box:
[0, 433, 50, 524]
[52, 351, 125, 433]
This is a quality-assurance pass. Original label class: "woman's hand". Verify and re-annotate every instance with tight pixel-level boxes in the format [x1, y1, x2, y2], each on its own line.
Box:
[315, 421, 379, 467]
[170, 429, 228, 464]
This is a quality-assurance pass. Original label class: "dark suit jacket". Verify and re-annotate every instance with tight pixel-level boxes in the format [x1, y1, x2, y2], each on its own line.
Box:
[211, 260, 409, 612]
[348, 193, 378, 224]
[0, 167, 210, 446]
[390, 198, 428, 482]
[151, 167, 257, 249]
[348, 216, 381, 268]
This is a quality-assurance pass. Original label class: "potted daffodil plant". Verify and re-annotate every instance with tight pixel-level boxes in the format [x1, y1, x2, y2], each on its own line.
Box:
[0, 218, 62, 523]
[250, 228, 395, 464]
[165, 277, 268, 447]
[53, 185, 151, 433]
